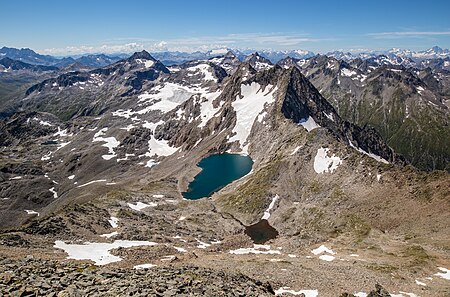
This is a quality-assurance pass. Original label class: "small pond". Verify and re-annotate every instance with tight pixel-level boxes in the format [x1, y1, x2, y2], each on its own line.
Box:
[182, 153, 253, 200]
[244, 219, 279, 244]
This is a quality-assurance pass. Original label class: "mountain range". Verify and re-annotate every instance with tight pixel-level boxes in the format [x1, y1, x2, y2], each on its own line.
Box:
[0, 46, 449, 296]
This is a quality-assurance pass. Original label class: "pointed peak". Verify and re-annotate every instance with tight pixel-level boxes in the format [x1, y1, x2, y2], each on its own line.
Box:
[224, 50, 238, 59]
[128, 50, 155, 61]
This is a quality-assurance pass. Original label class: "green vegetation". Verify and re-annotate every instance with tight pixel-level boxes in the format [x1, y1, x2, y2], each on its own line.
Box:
[219, 157, 282, 216]
[338, 214, 371, 242]
[402, 245, 431, 266]
[366, 263, 398, 273]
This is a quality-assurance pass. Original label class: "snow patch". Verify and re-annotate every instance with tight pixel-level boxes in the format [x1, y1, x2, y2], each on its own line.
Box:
[187, 64, 215, 81]
[341, 68, 357, 77]
[93, 128, 120, 160]
[318, 254, 335, 261]
[127, 202, 157, 211]
[134, 263, 157, 269]
[108, 217, 119, 228]
[348, 140, 389, 164]
[174, 246, 187, 253]
[275, 287, 318, 297]
[24, 210, 39, 216]
[229, 244, 281, 255]
[77, 179, 107, 188]
[229, 82, 277, 154]
[299, 116, 320, 132]
[100, 231, 118, 238]
[313, 148, 342, 174]
[290, 146, 301, 155]
[323, 112, 334, 122]
[54, 240, 157, 265]
[435, 267, 450, 280]
[147, 135, 178, 157]
[415, 280, 426, 286]
[261, 195, 279, 220]
[49, 187, 58, 199]
[311, 245, 335, 255]
[416, 86, 425, 95]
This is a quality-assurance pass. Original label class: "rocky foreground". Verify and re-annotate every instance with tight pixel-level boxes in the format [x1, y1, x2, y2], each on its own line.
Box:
[0, 256, 274, 296]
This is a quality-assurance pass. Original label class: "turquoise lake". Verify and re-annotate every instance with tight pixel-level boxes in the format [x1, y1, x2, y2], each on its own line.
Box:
[182, 154, 253, 200]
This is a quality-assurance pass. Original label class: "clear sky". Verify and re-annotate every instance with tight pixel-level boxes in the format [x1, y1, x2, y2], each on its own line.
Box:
[1, 0, 449, 55]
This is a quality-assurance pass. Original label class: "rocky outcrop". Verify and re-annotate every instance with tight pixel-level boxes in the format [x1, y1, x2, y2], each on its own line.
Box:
[0, 256, 275, 296]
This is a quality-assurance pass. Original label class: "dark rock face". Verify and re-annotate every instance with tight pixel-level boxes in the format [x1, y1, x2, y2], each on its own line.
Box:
[0, 111, 58, 146]
[367, 284, 391, 297]
[279, 67, 403, 164]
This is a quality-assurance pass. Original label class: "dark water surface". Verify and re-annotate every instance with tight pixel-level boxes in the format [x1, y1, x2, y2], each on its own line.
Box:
[244, 219, 279, 244]
[182, 153, 253, 200]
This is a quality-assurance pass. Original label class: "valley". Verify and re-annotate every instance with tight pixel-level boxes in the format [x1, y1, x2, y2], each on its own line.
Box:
[0, 46, 448, 296]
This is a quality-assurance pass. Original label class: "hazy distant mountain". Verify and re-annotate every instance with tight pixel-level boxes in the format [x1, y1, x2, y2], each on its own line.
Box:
[327, 46, 450, 62]
[0, 47, 122, 68]
[0, 46, 60, 66]
[0, 57, 58, 72]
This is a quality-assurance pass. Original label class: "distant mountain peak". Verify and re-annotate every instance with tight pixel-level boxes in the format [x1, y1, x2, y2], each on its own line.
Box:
[128, 50, 155, 61]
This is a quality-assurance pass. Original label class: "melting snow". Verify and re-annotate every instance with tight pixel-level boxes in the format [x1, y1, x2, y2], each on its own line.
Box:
[348, 140, 389, 164]
[196, 239, 211, 249]
[53, 127, 73, 137]
[77, 179, 107, 188]
[108, 217, 119, 228]
[197, 90, 222, 128]
[41, 152, 52, 161]
[56, 141, 71, 151]
[275, 287, 318, 297]
[187, 64, 215, 81]
[54, 240, 157, 265]
[145, 159, 158, 168]
[49, 187, 58, 199]
[229, 244, 281, 255]
[229, 82, 277, 153]
[100, 231, 119, 238]
[147, 136, 178, 157]
[416, 86, 425, 95]
[290, 146, 301, 155]
[318, 254, 335, 261]
[354, 293, 367, 297]
[313, 148, 342, 174]
[24, 210, 39, 216]
[391, 292, 418, 297]
[93, 128, 120, 160]
[137, 83, 200, 113]
[341, 68, 357, 77]
[68, 175, 75, 180]
[9, 176, 22, 180]
[311, 245, 335, 255]
[415, 280, 426, 286]
[323, 112, 334, 122]
[261, 195, 279, 220]
[127, 202, 157, 211]
[174, 247, 187, 253]
[435, 267, 450, 280]
[136, 59, 154, 68]
[134, 263, 157, 269]
[299, 116, 320, 132]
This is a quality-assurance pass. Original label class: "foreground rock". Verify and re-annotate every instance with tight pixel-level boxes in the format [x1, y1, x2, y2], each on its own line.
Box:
[0, 256, 274, 296]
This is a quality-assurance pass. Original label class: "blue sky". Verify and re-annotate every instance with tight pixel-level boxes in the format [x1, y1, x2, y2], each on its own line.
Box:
[1, 0, 449, 55]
